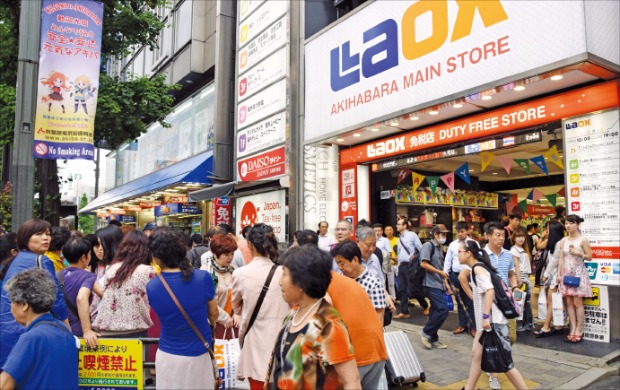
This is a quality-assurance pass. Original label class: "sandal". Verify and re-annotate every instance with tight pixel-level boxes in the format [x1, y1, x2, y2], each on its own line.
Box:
[570, 334, 583, 343]
[564, 335, 576, 342]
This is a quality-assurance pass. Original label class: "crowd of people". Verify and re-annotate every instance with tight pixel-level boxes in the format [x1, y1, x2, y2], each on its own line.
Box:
[0, 208, 592, 389]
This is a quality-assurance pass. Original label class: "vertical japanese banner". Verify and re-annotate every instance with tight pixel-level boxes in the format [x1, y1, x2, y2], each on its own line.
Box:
[339, 165, 358, 239]
[211, 197, 233, 227]
[33, 0, 104, 161]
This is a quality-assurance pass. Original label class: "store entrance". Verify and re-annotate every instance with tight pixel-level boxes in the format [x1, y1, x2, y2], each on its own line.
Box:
[372, 122, 566, 243]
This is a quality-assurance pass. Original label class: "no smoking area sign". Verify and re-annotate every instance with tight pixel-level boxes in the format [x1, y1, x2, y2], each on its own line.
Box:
[34, 142, 49, 157]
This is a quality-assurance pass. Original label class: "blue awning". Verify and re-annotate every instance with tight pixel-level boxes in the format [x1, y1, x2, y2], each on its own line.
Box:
[80, 151, 213, 213]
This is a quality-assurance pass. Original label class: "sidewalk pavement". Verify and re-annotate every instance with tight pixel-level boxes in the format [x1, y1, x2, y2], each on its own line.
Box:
[386, 320, 620, 389]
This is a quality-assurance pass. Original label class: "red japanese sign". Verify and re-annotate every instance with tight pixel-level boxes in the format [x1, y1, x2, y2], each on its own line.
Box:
[139, 201, 161, 208]
[163, 194, 188, 204]
[237, 146, 286, 182]
[211, 197, 232, 226]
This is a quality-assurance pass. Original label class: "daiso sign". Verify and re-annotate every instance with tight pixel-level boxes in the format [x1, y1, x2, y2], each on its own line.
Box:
[330, 0, 508, 92]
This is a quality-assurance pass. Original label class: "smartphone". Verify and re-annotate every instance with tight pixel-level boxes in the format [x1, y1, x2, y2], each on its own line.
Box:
[513, 290, 523, 300]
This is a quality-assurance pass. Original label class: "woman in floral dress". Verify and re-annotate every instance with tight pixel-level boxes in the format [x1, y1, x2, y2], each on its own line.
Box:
[558, 214, 593, 343]
[93, 230, 155, 338]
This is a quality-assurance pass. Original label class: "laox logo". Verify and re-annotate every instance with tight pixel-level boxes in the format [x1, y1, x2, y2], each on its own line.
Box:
[565, 119, 591, 129]
[330, 0, 508, 92]
[368, 137, 405, 158]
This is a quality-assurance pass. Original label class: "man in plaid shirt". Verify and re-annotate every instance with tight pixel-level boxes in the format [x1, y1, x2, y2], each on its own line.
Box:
[332, 239, 386, 323]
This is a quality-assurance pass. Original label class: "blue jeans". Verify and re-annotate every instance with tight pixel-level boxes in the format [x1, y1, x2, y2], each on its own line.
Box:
[422, 287, 449, 343]
[450, 272, 476, 329]
[397, 262, 428, 314]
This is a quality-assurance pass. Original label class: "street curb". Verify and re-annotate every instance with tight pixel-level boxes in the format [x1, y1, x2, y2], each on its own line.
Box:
[552, 365, 618, 390]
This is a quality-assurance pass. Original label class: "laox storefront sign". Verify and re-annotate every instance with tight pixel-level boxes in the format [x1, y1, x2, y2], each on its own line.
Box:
[330, 0, 508, 92]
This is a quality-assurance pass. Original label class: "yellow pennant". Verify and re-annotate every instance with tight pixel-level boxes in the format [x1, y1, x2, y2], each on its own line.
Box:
[543, 145, 564, 170]
[412, 172, 426, 192]
[480, 151, 495, 172]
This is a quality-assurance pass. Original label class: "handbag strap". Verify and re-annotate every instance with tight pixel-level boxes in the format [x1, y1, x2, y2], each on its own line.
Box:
[398, 237, 411, 255]
[245, 264, 278, 338]
[56, 270, 80, 319]
[157, 273, 216, 359]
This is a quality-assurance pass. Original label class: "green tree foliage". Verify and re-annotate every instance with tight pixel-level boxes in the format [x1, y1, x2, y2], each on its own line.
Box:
[1, 0, 178, 223]
[78, 193, 94, 234]
[0, 181, 11, 232]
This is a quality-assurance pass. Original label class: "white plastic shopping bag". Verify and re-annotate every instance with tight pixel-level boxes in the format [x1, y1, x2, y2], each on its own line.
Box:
[551, 292, 565, 327]
[537, 287, 547, 320]
[213, 330, 249, 389]
[514, 290, 527, 321]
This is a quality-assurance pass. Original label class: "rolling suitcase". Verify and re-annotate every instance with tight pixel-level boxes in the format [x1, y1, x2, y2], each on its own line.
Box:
[384, 330, 426, 387]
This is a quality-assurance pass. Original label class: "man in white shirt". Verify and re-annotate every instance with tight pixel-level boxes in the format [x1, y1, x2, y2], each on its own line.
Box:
[444, 221, 478, 336]
[317, 221, 336, 251]
[373, 223, 395, 299]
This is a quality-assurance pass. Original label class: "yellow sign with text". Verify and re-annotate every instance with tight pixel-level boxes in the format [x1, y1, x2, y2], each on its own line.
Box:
[78, 339, 143, 390]
[583, 287, 600, 307]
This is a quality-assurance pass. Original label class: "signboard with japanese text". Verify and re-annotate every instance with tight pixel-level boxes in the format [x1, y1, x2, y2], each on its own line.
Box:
[564, 109, 620, 286]
[154, 203, 201, 216]
[239, 0, 265, 22]
[238, 15, 288, 75]
[33, 0, 103, 160]
[212, 197, 233, 226]
[78, 339, 143, 390]
[582, 286, 610, 343]
[237, 146, 286, 182]
[138, 201, 161, 209]
[237, 78, 287, 131]
[304, 0, 618, 141]
[341, 81, 619, 165]
[339, 166, 358, 235]
[238, 46, 287, 102]
[238, 0, 288, 48]
[235, 190, 286, 242]
[163, 194, 188, 204]
[237, 111, 286, 158]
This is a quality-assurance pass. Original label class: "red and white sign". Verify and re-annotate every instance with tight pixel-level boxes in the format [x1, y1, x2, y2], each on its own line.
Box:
[237, 146, 286, 182]
[527, 205, 555, 215]
[164, 194, 188, 204]
[339, 165, 358, 235]
[211, 197, 232, 226]
[341, 81, 619, 165]
[124, 205, 142, 212]
[235, 190, 285, 242]
[139, 201, 161, 208]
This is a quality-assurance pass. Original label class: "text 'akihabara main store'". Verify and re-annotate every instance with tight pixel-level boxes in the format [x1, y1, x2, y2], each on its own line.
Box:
[303, 0, 619, 340]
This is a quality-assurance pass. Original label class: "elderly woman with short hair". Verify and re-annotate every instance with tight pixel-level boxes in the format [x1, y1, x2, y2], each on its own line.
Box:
[265, 245, 361, 389]
[0, 219, 69, 368]
[0, 268, 79, 389]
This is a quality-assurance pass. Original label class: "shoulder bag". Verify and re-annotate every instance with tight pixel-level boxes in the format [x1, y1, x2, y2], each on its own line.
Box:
[240, 264, 278, 348]
[157, 274, 223, 390]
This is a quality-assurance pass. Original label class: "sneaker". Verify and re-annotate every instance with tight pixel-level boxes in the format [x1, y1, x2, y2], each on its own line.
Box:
[527, 323, 536, 330]
[488, 374, 501, 389]
[432, 341, 447, 349]
[516, 324, 526, 332]
[420, 334, 432, 349]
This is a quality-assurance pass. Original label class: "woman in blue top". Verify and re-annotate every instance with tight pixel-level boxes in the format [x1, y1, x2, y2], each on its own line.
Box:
[0, 268, 78, 389]
[146, 227, 218, 390]
[0, 219, 69, 368]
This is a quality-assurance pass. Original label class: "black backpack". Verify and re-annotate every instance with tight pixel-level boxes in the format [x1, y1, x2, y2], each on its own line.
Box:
[471, 262, 519, 320]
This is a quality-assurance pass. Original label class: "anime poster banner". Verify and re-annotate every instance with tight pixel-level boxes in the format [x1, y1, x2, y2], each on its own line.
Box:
[33, 0, 104, 161]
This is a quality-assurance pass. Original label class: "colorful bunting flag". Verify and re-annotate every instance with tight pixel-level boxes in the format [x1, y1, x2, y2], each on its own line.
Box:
[505, 201, 516, 214]
[557, 186, 566, 198]
[545, 194, 558, 206]
[397, 168, 411, 184]
[530, 155, 549, 175]
[518, 199, 528, 213]
[441, 172, 455, 192]
[480, 151, 495, 172]
[455, 162, 471, 185]
[514, 158, 531, 174]
[427, 176, 440, 194]
[532, 189, 545, 203]
[544, 145, 564, 169]
[412, 172, 426, 192]
[497, 156, 512, 174]
[526, 189, 534, 201]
